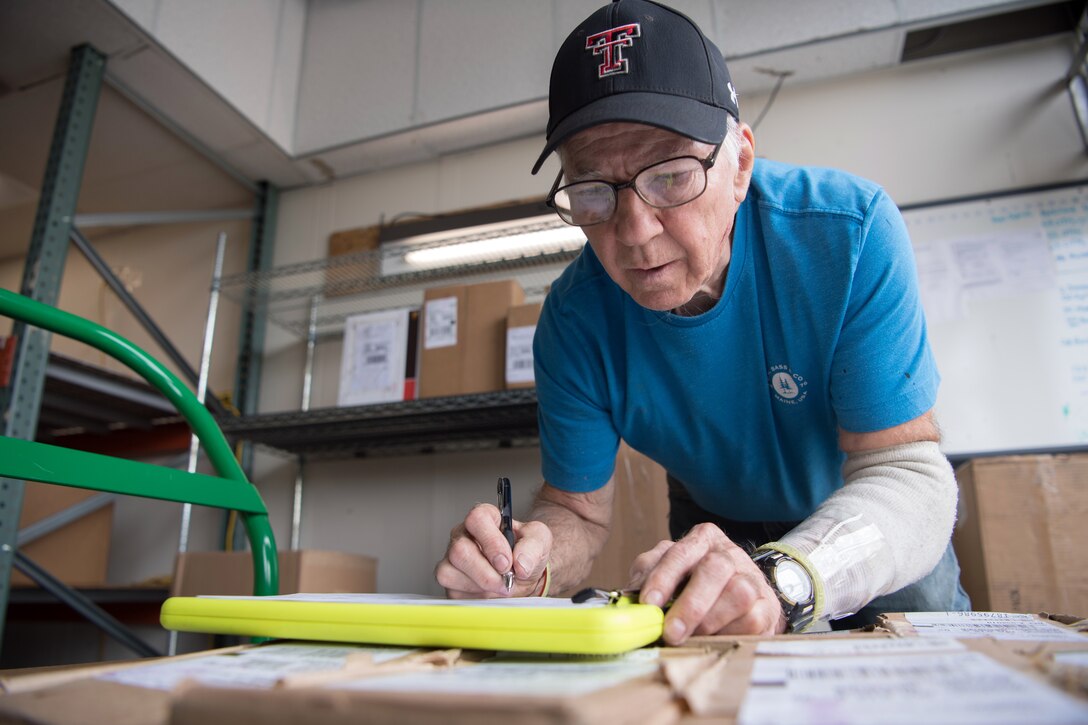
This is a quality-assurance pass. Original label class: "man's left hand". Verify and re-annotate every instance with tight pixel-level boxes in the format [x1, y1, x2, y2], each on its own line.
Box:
[628, 523, 786, 643]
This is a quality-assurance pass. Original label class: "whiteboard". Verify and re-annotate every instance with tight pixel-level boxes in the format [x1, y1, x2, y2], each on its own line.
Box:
[901, 182, 1088, 457]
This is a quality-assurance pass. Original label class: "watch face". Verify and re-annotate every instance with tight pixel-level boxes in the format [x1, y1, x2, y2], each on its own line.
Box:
[774, 558, 813, 605]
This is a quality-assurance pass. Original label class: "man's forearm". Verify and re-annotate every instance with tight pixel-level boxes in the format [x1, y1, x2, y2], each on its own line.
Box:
[768, 440, 957, 621]
[528, 481, 614, 595]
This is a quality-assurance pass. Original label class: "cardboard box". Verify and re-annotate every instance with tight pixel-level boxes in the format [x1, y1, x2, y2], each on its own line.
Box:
[325, 225, 381, 298]
[504, 302, 542, 389]
[12, 482, 113, 587]
[170, 549, 377, 597]
[419, 279, 525, 398]
[576, 443, 671, 591]
[953, 454, 1088, 614]
[338, 307, 419, 406]
[328, 225, 381, 258]
[3, 619, 1084, 725]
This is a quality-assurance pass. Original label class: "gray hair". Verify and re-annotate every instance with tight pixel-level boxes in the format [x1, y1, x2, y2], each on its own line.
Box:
[720, 115, 743, 167]
[556, 115, 744, 174]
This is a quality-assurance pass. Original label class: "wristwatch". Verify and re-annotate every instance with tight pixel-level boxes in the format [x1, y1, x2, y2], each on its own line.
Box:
[752, 548, 816, 633]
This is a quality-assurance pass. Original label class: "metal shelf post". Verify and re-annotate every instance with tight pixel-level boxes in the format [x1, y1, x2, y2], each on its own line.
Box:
[0, 44, 105, 646]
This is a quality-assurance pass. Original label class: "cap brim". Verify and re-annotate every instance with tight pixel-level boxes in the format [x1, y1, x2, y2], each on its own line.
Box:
[531, 92, 730, 174]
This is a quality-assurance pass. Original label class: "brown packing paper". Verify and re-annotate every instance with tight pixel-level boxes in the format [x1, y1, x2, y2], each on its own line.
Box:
[1032, 649, 1088, 699]
[660, 651, 752, 718]
[268, 649, 462, 690]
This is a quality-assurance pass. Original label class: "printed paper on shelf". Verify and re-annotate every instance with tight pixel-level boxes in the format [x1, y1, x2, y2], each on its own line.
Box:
[338, 308, 411, 406]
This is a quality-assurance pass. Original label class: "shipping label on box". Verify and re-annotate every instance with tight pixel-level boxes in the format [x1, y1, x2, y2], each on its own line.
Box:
[338, 307, 416, 406]
[505, 325, 535, 385]
[424, 296, 458, 349]
[505, 302, 542, 389]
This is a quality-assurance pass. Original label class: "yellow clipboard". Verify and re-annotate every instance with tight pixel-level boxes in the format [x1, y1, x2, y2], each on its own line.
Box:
[160, 593, 664, 655]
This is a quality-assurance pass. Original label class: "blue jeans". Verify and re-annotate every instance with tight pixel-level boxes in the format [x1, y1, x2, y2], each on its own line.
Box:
[666, 474, 972, 629]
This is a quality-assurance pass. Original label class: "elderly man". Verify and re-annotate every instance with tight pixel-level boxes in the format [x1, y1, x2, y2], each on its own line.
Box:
[436, 0, 969, 639]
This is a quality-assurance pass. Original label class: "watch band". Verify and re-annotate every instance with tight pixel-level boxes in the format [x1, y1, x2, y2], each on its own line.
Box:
[752, 548, 817, 633]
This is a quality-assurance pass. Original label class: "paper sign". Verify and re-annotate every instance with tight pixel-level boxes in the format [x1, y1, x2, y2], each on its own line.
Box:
[338, 308, 410, 406]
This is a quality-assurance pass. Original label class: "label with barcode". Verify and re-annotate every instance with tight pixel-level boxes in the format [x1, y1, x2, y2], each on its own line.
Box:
[338, 309, 411, 406]
[506, 325, 536, 384]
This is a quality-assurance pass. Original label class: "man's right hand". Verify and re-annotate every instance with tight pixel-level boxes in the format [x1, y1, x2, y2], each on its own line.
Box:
[435, 502, 553, 598]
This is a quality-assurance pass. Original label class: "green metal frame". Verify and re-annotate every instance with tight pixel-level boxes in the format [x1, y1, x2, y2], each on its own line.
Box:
[0, 288, 279, 597]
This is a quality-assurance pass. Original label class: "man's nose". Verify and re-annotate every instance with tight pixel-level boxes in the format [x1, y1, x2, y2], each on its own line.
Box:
[613, 187, 661, 246]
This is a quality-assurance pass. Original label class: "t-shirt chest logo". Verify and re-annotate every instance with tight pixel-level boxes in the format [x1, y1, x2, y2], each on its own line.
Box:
[585, 23, 641, 78]
[768, 364, 809, 405]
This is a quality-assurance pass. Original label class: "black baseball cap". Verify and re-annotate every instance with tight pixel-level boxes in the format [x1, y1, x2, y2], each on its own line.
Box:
[531, 0, 739, 174]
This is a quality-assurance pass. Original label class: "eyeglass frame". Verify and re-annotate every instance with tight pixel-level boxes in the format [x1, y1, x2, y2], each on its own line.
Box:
[545, 142, 723, 227]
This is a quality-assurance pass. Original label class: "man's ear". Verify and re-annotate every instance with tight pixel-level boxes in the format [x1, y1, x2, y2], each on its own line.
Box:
[734, 123, 756, 202]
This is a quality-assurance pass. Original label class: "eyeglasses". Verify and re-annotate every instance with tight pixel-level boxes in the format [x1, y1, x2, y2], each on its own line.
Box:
[546, 143, 721, 227]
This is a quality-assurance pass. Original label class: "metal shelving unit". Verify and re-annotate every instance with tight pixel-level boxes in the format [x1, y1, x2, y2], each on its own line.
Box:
[216, 217, 581, 457]
[36, 353, 180, 442]
[219, 388, 540, 459]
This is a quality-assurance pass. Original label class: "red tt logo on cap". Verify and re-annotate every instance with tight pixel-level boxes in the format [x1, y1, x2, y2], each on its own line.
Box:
[585, 23, 641, 78]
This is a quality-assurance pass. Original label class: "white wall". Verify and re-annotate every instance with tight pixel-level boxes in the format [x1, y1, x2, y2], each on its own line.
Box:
[108, 0, 306, 150]
[750, 36, 1086, 205]
[264, 34, 1088, 597]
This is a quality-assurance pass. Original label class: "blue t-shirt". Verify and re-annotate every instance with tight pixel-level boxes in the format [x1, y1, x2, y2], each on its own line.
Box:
[533, 159, 939, 522]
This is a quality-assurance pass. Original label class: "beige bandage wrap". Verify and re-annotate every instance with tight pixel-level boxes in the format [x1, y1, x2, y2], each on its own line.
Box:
[774, 440, 957, 622]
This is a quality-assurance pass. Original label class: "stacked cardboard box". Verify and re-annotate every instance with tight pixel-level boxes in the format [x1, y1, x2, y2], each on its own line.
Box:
[953, 454, 1088, 614]
[12, 482, 113, 587]
[324, 226, 382, 298]
[171, 549, 377, 597]
[419, 279, 524, 398]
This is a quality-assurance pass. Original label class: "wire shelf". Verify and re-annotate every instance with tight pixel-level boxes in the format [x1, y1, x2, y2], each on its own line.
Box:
[220, 218, 583, 338]
[219, 389, 539, 458]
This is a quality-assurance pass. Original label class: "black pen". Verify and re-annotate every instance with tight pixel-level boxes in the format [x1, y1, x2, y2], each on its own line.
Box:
[497, 476, 515, 592]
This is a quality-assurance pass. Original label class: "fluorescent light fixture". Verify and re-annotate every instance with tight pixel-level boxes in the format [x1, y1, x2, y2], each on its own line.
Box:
[383, 215, 586, 274]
